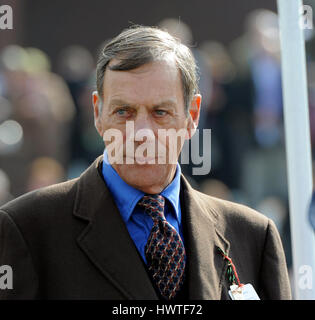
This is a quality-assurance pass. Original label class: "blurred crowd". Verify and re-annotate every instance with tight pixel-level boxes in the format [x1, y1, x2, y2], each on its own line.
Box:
[0, 43, 101, 202]
[2, 9, 315, 279]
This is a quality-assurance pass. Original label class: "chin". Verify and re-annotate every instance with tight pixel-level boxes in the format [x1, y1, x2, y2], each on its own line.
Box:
[114, 163, 172, 193]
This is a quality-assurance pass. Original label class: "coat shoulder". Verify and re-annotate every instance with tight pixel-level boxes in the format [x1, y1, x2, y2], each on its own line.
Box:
[0, 178, 79, 221]
[0, 155, 103, 229]
[192, 189, 270, 232]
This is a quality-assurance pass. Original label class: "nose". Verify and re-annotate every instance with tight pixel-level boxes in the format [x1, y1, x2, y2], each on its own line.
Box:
[130, 107, 155, 146]
[134, 109, 152, 131]
[133, 109, 156, 144]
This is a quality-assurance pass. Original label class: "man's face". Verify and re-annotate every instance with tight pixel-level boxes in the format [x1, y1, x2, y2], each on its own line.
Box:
[93, 58, 201, 194]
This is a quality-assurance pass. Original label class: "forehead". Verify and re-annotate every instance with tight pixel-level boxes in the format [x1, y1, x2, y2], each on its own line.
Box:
[102, 58, 184, 107]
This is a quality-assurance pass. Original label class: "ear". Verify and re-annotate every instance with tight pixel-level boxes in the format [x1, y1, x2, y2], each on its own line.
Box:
[186, 94, 202, 139]
[92, 91, 103, 137]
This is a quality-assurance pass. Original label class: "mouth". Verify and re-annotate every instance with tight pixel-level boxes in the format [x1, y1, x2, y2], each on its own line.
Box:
[125, 156, 157, 164]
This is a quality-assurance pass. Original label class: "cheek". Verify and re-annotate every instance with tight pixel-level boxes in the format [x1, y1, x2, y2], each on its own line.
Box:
[97, 116, 107, 134]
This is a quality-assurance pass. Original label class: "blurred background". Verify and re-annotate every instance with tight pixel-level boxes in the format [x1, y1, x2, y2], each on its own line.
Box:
[1, 0, 315, 294]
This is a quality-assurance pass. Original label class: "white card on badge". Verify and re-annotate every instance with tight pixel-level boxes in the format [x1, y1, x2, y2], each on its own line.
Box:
[228, 283, 260, 300]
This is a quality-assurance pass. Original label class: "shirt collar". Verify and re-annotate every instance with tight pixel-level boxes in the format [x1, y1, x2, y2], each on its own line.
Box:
[102, 149, 181, 223]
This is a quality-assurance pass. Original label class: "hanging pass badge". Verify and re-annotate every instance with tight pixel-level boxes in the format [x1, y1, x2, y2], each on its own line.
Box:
[229, 283, 260, 300]
[217, 247, 260, 300]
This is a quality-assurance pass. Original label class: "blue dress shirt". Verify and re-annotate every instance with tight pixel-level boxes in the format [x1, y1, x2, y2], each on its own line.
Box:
[101, 149, 184, 264]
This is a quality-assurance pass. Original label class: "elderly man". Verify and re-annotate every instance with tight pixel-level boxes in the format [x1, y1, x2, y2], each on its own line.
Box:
[0, 26, 291, 300]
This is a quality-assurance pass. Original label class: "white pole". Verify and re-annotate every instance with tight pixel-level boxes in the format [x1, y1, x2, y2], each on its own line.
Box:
[277, 0, 315, 299]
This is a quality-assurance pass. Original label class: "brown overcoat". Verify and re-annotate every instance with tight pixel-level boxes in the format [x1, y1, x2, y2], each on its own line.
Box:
[0, 156, 291, 299]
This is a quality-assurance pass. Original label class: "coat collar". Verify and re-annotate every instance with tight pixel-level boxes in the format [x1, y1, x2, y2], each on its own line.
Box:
[73, 156, 230, 299]
[180, 175, 230, 299]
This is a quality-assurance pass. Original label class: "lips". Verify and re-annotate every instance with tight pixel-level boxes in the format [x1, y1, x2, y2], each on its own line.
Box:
[124, 155, 168, 164]
[136, 156, 156, 163]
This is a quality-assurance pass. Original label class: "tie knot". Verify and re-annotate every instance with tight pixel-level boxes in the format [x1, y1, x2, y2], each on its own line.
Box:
[138, 195, 165, 222]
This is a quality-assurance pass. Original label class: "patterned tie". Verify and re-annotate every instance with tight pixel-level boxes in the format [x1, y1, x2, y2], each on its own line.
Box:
[138, 194, 186, 300]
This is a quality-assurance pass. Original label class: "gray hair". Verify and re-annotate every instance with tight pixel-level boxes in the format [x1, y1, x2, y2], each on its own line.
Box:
[96, 25, 199, 113]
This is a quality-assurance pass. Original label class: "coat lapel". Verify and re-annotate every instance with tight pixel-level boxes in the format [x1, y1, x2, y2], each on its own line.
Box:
[73, 156, 158, 300]
[180, 175, 230, 300]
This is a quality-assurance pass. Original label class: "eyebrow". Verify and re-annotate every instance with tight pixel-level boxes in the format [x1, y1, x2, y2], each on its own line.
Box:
[108, 99, 131, 109]
[108, 99, 177, 109]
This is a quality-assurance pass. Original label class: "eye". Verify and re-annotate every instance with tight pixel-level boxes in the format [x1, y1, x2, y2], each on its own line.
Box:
[154, 109, 167, 117]
[117, 109, 126, 115]
[115, 107, 130, 117]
